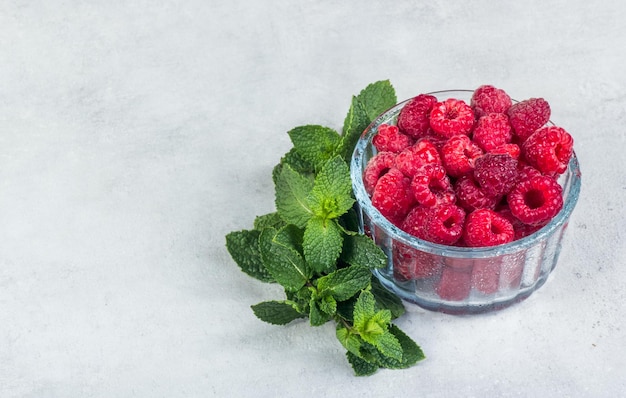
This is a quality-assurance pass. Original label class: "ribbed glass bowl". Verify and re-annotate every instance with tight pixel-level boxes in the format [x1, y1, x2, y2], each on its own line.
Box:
[351, 90, 582, 314]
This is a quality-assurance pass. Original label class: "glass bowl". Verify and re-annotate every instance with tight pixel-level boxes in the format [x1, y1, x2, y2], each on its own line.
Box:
[350, 90, 582, 315]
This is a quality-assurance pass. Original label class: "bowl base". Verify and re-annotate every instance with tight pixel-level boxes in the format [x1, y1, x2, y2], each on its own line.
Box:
[373, 269, 552, 315]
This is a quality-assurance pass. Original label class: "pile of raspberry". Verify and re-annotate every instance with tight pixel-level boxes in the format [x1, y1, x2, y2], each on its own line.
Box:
[364, 85, 574, 248]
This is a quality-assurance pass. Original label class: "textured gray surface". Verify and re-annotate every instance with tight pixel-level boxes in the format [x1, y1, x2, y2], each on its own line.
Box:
[1, 1, 625, 397]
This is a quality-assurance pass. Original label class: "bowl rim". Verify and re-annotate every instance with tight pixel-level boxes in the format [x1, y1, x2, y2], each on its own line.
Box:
[350, 89, 582, 259]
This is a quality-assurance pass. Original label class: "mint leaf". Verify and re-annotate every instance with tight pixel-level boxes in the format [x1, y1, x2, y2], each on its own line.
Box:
[353, 290, 400, 360]
[338, 208, 360, 234]
[340, 234, 387, 269]
[356, 80, 397, 121]
[308, 156, 355, 220]
[288, 125, 341, 169]
[303, 217, 343, 274]
[353, 290, 377, 333]
[337, 80, 398, 164]
[316, 265, 372, 302]
[259, 226, 311, 292]
[275, 164, 314, 228]
[346, 351, 379, 376]
[251, 301, 305, 325]
[338, 96, 370, 162]
[363, 325, 425, 370]
[279, 147, 315, 176]
[318, 294, 337, 316]
[359, 308, 391, 344]
[253, 212, 285, 230]
[335, 296, 356, 322]
[371, 330, 402, 361]
[285, 286, 313, 314]
[309, 298, 332, 326]
[336, 326, 362, 356]
[388, 324, 425, 367]
[225, 230, 274, 283]
[371, 277, 405, 319]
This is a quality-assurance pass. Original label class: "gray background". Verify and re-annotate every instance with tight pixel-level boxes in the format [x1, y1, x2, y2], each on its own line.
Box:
[1, 1, 625, 397]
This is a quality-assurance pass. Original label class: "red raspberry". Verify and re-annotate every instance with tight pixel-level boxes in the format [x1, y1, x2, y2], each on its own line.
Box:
[515, 221, 545, 239]
[516, 160, 543, 182]
[397, 94, 438, 139]
[436, 266, 471, 301]
[371, 168, 415, 225]
[507, 175, 564, 226]
[418, 134, 448, 154]
[470, 85, 513, 118]
[522, 126, 573, 175]
[454, 174, 500, 212]
[394, 139, 441, 177]
[400, 205, 431, 240]
[410, 164, 455, 207]
[429, 98, 475, 138]
[372, 123, 413, 153]
[402, 204, 465, 246]
[473, 153, 519, 197]
[363, 151, 396, 195]
[472, 113, 513, 152]
[443, 256, 474, 271]
[421, 204, 466, 245]
[463, 208, 515, 247]
[507, 98, 551, 142]
[441, 135, 484, 178]
[489, 143, 521, 159]
[498, 206, 545, 240]
[393, 243, 442, 281]
[470, 258, 501, 294]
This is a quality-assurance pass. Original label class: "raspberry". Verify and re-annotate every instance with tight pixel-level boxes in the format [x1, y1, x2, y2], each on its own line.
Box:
[441, 134, 484, 177]
[507, 175, 564, 226]
[394, 139, 441, 177]
[393, 243, 442, 281]
[418, 134, 448, 154]
[472, 113, 513, 152]
[443, 256, 474, 271]
[372, 123, 413, 153]
[410, 164, 455, 207]
[400, 205, 431, 240]
[515, 222, 545, 239]
[424, 204, 466, 245]
[454, 174, 500, 212]
[522, 126, 574, 175]
[489, 143, 521, 159]
[507, 98, 551, 142]
[429, 98, 475, 138]
[463, 208, 515, 247]
[397, 94, 438, 139]
[436, 266, 471, 301]
[402, 204, 465, 246]
[516, 160, 543, 182]
[471, 258, 501, 294]
[473, 153, 519, 197]
[498, 206, 545, 240]
[371, 168, 415, 225]
[470, 85, 513, 118]
[363, 151, 396, 195]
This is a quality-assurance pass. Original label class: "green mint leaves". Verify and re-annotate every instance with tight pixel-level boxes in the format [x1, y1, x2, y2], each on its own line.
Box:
[274, 164, 315, 228]
[288, 125, 341, 170]
[224, 80, 425, 376]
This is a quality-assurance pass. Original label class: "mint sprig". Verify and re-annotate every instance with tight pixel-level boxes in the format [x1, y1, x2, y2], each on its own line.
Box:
[225, 80, 425, 375]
